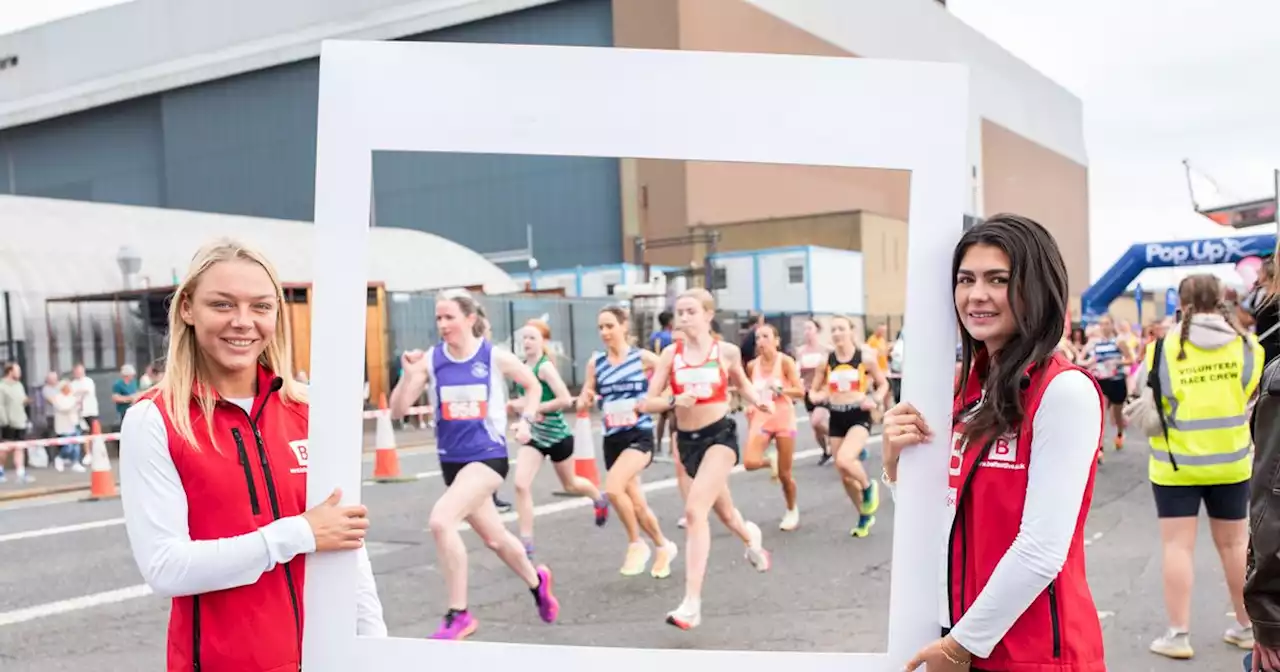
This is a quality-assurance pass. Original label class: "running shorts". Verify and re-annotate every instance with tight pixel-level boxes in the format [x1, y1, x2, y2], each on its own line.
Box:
[1152, 480, 1249, 520]
[441, 457, 510, 487]
[1098, 377, 1127, 406]
[602, 428, 654, 471]
[676, 416, 739, 478]
[528, 435, 574, 464]
[829, 404, 873, 439]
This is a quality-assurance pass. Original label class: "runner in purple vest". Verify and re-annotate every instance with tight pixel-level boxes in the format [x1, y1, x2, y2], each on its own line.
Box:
[389, 290, 560, 641]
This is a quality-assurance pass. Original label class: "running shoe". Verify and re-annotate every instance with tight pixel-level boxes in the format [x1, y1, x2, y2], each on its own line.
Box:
[779, 508, 800, 532]
[493, 494, 513, 513]
[650, 540, 679, 579]
[532, 565, 559, 624]
[593, 498, 610, 527]
[859, 447, 869, 462]
[818, 452, 832, 466]
[1149, 629, 1193, 659]
[665, 598, 702, 630]
[620, 541, 652, 576]
[1114, 433, 1125, 451]
[430, 609, 478, 640]
[1224, 623, 1254, 649]
[743, 521, 772, 572]
[677, 516, 688, 529]
[862, 480, 880, 516]
[851, 514, 875, 538]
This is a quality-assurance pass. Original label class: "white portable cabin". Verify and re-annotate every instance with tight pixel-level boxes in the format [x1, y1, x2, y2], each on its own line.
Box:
[708, 245, 865, 315]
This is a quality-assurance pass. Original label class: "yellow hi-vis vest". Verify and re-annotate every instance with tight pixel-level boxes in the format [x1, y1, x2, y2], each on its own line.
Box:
[1147, 331, 1264, 486]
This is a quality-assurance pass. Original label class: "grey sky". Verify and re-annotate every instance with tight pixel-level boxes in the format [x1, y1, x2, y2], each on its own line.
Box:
[5, 0, 1278, 289]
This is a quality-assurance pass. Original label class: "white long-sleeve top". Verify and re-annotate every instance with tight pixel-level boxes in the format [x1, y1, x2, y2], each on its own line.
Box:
[891, 369, 1101, 658]
[120, 398, 387, 637]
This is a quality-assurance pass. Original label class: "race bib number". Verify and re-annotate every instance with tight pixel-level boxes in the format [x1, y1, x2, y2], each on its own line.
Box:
[440, 384, 488, 421]
[800, 353, 823, 369]
[674, 366, 720, 399]
[829, 368, 860, 393]
[603, 399, 638, 429]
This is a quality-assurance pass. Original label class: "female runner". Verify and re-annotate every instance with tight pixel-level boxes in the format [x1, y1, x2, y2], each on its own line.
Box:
[389, 290, 559, 641]
[511, 319, 610, 559]
[795, 318, 832, 464]
[577, 306, 679, 578]
[742, 323, 805, 531]
[641, 288, 772, 630]
[808, 315, 889, 538]
[1079, 314, 1132, 460]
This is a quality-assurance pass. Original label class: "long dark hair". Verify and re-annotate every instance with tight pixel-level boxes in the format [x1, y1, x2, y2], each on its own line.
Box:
[954, 214, 1069, 447]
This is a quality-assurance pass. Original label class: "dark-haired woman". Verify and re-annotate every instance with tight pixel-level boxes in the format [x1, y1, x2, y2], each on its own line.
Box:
[794, 318, 832, 464]
[577, 306, 679, 579]
[888, 214, 1107, 671]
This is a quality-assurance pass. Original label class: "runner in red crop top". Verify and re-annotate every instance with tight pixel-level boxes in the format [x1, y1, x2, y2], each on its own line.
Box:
[641, 289, 773, 633]
[669, 340, 730, 404]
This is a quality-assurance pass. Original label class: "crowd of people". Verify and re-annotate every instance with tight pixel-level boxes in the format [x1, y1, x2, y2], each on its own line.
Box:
[103, 217, 1280, 671]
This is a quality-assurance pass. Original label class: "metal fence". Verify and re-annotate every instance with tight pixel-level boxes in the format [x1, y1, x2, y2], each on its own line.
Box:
[385, 293, 620, 391]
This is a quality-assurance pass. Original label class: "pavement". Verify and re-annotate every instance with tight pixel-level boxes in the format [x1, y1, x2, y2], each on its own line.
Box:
[0, 420, 436, 502]
[0, 415, 1257, 671]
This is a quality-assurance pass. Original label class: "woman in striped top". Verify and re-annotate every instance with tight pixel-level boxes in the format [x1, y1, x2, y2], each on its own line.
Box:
[578, 306, 679, 579]
[511, 320, 610, 559]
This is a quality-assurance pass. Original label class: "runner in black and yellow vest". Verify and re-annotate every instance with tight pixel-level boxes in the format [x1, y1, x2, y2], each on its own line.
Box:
[1134, 274, 1264, 660]
[511, 320, 610, 560]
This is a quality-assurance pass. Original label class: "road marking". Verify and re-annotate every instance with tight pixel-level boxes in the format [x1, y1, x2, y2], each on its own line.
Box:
[0, 436, 881, 628]
[1083, 531, 1104, 547]
[0, 517, 126, 544]
[0, 584, 155, 628]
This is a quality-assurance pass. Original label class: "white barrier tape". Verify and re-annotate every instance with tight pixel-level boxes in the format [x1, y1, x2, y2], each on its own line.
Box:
[0, 405, 437, 452]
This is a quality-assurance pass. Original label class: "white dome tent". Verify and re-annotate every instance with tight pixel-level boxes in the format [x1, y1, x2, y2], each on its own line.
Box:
[0, 194, 518, 380]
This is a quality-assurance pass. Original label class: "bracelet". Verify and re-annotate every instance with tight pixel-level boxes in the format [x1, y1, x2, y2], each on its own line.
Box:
[940, 639, 971, 667]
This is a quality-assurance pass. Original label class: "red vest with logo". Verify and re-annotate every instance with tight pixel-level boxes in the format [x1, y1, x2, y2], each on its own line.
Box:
[947, 351, 1105, 671]
[146, 366, 310, 672]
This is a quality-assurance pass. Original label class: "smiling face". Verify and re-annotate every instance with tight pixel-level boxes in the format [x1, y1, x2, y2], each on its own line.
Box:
[954, 243, 1016, 354]
[180, 258, 278, 380]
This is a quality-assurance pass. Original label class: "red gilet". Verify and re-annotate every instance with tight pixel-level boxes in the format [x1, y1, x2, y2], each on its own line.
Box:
[947, 350, 1106, 671]
[144, 365, 310, 672]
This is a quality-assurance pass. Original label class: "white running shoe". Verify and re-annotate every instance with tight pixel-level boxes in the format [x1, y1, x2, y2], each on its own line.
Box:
[1224, 623, 1254, 649]
[1149, 629, 1193, 659]
[779, 508, 799, 531]
[665, 597, 702, 630]
[743, 521, 772, 571]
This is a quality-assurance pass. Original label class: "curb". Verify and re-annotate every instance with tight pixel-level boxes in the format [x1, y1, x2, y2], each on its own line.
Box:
[0, 440, 438, 504]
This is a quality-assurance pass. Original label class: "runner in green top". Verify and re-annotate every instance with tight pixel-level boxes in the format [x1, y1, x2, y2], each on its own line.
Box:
[511, 319, 610, 560]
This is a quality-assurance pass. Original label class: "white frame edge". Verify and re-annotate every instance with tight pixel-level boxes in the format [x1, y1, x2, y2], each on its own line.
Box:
[306, 40, 969, 672]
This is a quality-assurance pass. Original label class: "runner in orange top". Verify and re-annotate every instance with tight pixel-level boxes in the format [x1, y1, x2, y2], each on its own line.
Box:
[742, 324, 805, 531]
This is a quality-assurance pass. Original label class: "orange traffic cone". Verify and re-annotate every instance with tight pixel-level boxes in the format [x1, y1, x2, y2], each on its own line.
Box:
[373, 394, 414, 483]
[571, 408, 601, 487]
[86, 421, 119, 501]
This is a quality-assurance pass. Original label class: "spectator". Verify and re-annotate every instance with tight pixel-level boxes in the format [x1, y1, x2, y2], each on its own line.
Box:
[35, 371, 60, 467]
[0, 362, 33, 483]
[112, 364, 141, 430]
[866, 323, 891, 374]
[70, 362, 99, 432]
[1239, 255, 1279, 365]
[51, 379, 86, 473]
[650, 310, 674, 353]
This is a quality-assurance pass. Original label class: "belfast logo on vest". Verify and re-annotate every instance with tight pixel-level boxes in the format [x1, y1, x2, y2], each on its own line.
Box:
[288, 440, 309, 474]
[471, 361, 489, 379]
[979, 434, 1025, 471]
[949, 431, 965, 477]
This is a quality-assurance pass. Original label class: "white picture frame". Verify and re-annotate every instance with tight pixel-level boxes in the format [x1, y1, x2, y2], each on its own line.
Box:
[306, 40, 969, 672]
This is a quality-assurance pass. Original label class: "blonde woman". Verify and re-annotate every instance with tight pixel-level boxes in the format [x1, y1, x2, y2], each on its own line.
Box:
[641, 288, 772, 630]
[119, 239, 386, 672]
[808, 315, 890, 538]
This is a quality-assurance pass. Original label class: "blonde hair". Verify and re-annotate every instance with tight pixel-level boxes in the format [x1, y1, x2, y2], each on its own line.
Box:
[678, 288, 715, 313]
[159, 238, 306, 452]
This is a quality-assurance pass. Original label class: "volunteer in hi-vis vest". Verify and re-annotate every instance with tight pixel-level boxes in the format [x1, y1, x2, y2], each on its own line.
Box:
[884, 215, 1106, 672]
[120, 240, 386, 672]
[1131, 273, 1264, 661]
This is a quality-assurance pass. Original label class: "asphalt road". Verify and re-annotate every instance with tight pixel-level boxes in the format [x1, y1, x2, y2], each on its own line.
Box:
[0, 416, 1255, 671]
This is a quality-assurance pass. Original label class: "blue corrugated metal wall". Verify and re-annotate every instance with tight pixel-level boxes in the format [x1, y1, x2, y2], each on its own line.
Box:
[0, 0, 620, 270]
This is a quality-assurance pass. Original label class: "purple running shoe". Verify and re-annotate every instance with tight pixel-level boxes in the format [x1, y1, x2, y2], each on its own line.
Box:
[430, 609, 478, 640]
[533, 565, 559, 624]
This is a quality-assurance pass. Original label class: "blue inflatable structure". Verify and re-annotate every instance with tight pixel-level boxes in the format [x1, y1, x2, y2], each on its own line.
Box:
[1080, 233, 1276, 320]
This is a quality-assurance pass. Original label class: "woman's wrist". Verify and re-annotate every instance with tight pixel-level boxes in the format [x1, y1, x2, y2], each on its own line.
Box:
[941, 635, 972, 665]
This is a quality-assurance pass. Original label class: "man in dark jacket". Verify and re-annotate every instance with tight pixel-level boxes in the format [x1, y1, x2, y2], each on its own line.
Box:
[1246, 358, 1280, 671]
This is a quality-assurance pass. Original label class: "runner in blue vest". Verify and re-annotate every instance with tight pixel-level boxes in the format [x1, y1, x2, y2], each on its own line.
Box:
[389, 290, 559, 641]
[578, 306, 679, 579]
